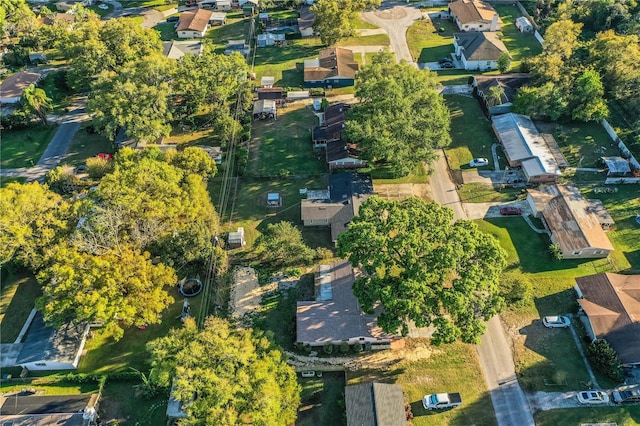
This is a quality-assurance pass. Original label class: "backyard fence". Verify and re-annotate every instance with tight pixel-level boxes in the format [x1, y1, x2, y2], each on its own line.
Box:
[600, 118, 640, 172]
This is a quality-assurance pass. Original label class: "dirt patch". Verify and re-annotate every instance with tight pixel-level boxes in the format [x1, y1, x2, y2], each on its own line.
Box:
[374, 7, 408, 20]
[374, 183, 432, 201]
[230, 267, 276, 320]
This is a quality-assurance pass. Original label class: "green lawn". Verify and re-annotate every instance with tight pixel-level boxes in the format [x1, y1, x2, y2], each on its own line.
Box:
[253, 39, 324, 87]
[298, 372, 346, 426]
[87, 4, 113, 17]
[153, 21, 179, 41]
[348, 342, 497, 426]
[493, 5, 542, 71]
[0, 177, 27, 188]
[543, 121, 616, 168]
[0, 378, 98, 395]
[119, 0, 177, 9]
[0, 126, 57, 169]
[336, 33, 390, 46]
[0, 271, 41, 343]
[246, 103, 325, 177]
[534, 406, 640, 426]
[351, 15, 378, 29]
[407, 19, 456, 64]
[78, 287, 204, 373]
[359, 162, 429, 184]
[63, 123, 114, 166]
[435, 71, 473, 86]
[445, 95, 496, 170]
[457, 183, 521, 203]
[207, 16, 250, 52]
[39, 71, 74, 114]
[101, 381, 169, 425]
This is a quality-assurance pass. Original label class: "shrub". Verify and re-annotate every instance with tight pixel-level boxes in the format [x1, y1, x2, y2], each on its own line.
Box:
[352, 342, 363, 353]
[315, 247, 333, 260]
[339, 341, 350, 353]
[500, 273, 532, 307]
[309, 88, 325, 97]
[323, 342, 334, 355]
[586, 339, 623, 383]
[86, 157, 114, 179]
[45, 165, 78, 194]
[548, 243, 563, 261]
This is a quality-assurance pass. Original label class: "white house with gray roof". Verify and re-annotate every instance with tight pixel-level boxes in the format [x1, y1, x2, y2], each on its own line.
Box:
[453, 32, 508, 71]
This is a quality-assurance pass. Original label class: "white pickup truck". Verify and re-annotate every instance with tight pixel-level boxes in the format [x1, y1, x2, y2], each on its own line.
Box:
[422, 393, 463, 410]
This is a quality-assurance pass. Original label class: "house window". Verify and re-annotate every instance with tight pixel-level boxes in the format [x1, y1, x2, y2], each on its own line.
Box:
[35, 362, 46, 366]
[572, 251, 582, 255]
[594, 250, 604, 254]
[479, 25, 483, 28]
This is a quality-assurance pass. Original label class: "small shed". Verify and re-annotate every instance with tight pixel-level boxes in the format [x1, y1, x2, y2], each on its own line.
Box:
[225, 39, 250, 56]
[242, 6, 254, 16]
[515, 16, 533, 33]
[253, 99, 276, 120]
[267, 192, 281, 207]
[258, 12, 269, 22]
[209, 11, 227, 25]
[228, 227, 246, 248]
[601, 156, 631, 176]
[261, 76, 275, 88]
[257, 87, 283, 100]
[286, 90, 310, 100]
[257, 32, 285, 47]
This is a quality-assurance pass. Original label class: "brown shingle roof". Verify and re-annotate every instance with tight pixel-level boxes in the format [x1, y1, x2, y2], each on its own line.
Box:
[449, 0, 501, 25]
[304, 48, 358, 82]
[177, 8, 212, 32]
[474, 74, 532, 105]
[0, 72, 41, 100]
[576, 273, 640, 365]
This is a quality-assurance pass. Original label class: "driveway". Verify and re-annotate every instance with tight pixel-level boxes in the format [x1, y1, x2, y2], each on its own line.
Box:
[361, 3, 423, 64]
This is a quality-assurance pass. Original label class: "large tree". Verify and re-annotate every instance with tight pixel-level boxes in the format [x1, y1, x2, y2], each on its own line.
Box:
[311, 0, 381, 45]
[0, 182, 70, 270]
[147, 317, 301, 425]
[337, 196, 507, 344]
[345, 52, 450, 177]
[254, 221, 315, 267]
[37, 244, 176, 340]
[21, 84, 52, 125]
[570, 69, 609, 121]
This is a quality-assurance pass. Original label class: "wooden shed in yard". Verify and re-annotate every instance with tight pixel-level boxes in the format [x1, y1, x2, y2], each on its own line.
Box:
[253, 99, 276, 120]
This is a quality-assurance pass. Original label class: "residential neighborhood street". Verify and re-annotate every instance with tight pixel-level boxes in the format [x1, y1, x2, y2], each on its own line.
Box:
[361, 3, 422, 64]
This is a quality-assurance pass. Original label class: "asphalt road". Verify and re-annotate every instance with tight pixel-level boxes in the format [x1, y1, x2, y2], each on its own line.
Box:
[361, 3, 422, 64]
[428, 151, 535, 426]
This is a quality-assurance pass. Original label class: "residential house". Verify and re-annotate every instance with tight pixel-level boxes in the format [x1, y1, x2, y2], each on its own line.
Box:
[0, 71, 41, 104]
[114, 127, 138, 150]
[326, 140, 366, 170]
[239, 0, 259, 8]
[600, 156, 631, 177]
[14, 312, 90, 371]
[209, 11, 227, 25]
[453, 31, 508, 71]
[162, 40, 203, 59]
[225, 39, 250, 56]
[515, 16, 533, 33]
[296, 261, 396, 346]
[471, 74, 531, 115]
[574, 273, 640, 366]
[448, 0, 501, 32]
[41, 12, 75, 26]
[345, 383, 407, 426]
[200, 0, 231, 10]
[312, 103, 350, 148]
[298, 6, 316, 37]
[195, 145, 223, 164]
[176, 9, 213, 38]
[304, 47, 359, 88]
[492, 113, 568, 183]
[527, 184, 615, 259]
[301, 171, 374, 244]
[0, 394, 99, 426]
[253, 99, 276, 119]
[257, 87, 283, 100]
[55, 0, 93, 12]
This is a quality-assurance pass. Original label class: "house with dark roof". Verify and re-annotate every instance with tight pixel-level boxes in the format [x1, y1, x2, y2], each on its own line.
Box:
[304, 47, 359, 88]
[257, 87, 283, 100]
[14, 312, 90, 371]
[453, 32, 508, 71]
[176, 9, 213, 38]
[0, 394, 99, 426]
[312, 103, 350, 148]
[471, 74, 532, 115]
[492, 113, 567, 183]
[527, 185, 615, 259]
[345, 383, 406, 426]
[298, 6, 316, 37]
[326, 140, 366, 170]
[301, 172, 373, 244]
[448, 0, 501, 32]
[296, 261, 396, 346]
[574, 273, 640, 366]
[0, 72, 42, 104]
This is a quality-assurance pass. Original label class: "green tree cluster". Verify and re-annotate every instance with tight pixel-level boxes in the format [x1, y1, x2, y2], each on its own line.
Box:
[586, 339, 623, 383]
[345, 52, 451, 177]
[147, 317, 301, 425]
[337, 196, 507, 344]
[254, 221, 315, 268]
[311, 0, 381, 45]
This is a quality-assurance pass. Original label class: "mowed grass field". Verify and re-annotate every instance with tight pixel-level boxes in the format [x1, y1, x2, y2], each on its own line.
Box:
[253, 38, 324, 87]
[407, 18, 456, 64]
[0, 126, 57, 169]
[493, 5, 542, 71]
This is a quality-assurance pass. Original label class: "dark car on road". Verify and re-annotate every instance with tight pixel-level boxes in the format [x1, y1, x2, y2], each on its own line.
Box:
[438, 58, 452, 64]
[441, 62, 456, 69]
[167, 16, 179, 22]
[500, 207, 523, 216]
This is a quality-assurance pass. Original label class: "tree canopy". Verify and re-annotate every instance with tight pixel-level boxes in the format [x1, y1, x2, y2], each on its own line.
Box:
[311, 0, 381, 46]
[337, 196, 507, 344]
[254, 221, 315, 268]
[147, 317, 301, 425]
[37, 244, 176, 340]
[0, 182, 70, 270]
[345, 52, 451, 176]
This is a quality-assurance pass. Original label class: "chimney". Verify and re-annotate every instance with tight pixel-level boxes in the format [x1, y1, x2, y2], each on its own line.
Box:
[490, 13, 499, 31]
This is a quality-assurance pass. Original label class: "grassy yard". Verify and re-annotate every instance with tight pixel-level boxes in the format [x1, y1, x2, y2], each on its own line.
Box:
[298, 372, 346, 426]
[347, 341, 496, 426]
[39, 71, 74, 114]
[63, 123, 114, 166]
[253, 39, 324, 87]
[0, 378, 99, 395]
[0, 125, 57, 169]
[164, 127, 220, 146]
[119, 0, 177, 9]
[534, 406, 640, 426]
[152, 21, 179, 41]
[87, 3, 113, 17]
[358, 162, 429, 184]
[0, 271, 41, 344]
[101, 381, 169, 425]
[246, 103, 325, 177]
[536, 121, 616, 168]
[445, 95, 496, 170]
[407, 18, 456, 64]
[207, 15, 250, 52]
[78, 287, 204, 373]
[493, 5, 542, 71]
[457, 183, 521, 203]
[435, 71, 473, 86]
[0, 177, 27, 188]
[336, 33, 390, 47]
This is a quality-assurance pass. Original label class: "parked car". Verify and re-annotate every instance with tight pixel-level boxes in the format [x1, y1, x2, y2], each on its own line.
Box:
[500, 207, 523, 216]
[98, 3, 109, 9]
[441, 62, 456, 69]
[438, 58, 452, 64]
[542, 316, 570, 328]
[469, 158, 489, 167]
[577, 390, 609, 405]
[422, 393, 462, 410]
[167, 16, 179, 22]
[612, 387, 640, 404]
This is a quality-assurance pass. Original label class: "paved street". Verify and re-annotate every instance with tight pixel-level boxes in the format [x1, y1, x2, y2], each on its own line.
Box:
[361, 3, 422, 64]
[428, 150, 466, 219]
